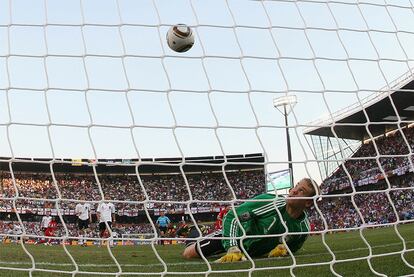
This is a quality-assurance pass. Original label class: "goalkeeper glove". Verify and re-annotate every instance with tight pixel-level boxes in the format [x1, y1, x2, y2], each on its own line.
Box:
[268, 244, 288, 258]
[216, 246, 246, 263]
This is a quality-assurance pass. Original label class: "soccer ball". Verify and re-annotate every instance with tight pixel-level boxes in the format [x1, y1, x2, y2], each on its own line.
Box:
[166, 24, 194, 53]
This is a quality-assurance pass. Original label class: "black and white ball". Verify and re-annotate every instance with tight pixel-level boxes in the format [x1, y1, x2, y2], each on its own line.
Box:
[166, 24, 194, 53]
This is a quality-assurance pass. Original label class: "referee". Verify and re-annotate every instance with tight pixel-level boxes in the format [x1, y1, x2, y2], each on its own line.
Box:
[156, 210, 171, 245]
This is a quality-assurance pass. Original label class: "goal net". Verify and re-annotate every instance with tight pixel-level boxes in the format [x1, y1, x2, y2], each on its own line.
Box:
[0, 0, 414, 276]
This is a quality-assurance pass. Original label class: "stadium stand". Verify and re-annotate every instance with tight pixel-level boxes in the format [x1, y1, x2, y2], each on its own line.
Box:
[0, 170, 265, 211]
[304, 85, 414, 234]
[321, 126, 414, 194]
[309, 173, 414, 231]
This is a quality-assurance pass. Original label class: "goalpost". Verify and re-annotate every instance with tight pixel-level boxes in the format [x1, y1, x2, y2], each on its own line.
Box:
[1, 0, 414, 276]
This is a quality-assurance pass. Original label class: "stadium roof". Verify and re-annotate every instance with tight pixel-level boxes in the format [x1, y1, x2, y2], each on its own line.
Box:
[0, 153, 264, 174]
[304, 74, 414, 141]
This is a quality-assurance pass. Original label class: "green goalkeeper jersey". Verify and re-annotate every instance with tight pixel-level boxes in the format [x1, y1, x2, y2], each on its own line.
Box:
[222, 193, 310, 257]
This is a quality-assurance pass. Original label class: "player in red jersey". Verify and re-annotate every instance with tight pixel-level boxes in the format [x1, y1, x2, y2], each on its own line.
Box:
[44, 217, 58, 245]
[215, 206, 231, 230]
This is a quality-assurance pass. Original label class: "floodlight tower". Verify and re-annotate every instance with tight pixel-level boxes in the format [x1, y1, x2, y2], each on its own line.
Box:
[273, 95, 298, 187]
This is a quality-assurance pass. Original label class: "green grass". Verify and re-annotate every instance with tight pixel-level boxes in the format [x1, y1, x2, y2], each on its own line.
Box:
[0, 224, 413, 277]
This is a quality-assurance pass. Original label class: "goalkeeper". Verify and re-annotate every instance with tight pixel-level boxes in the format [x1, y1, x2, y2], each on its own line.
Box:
[182, 178, 318, 262]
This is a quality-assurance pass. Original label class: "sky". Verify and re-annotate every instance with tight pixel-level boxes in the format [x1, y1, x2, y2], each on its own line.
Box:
[0, 0, 414, 184]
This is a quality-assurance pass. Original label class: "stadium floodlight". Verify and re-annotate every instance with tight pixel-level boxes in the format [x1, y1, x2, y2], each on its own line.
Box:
[272, 95, 298, 112]
[273, 95, 297, 186]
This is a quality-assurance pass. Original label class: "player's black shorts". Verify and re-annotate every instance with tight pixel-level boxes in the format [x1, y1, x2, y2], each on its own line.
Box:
[186, 229, 225, 258]
[78, 219, 89, 230]
[99, 221, 112, 232]
[159, 226, 167, 233]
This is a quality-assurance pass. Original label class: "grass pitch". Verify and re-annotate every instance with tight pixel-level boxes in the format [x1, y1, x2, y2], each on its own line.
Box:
[0, 224, 413, 277]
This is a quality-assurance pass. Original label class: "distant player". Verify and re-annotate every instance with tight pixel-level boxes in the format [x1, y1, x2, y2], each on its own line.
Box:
[96, 200, 116, 246]
[156, 210, 171, 245]
[176, 221, 207, 238]
[75, 198, 92, 246]
[182, 178, 318, 262]
[215, 206, 231, 230]
[44, 217, 58, 245]
[39, 212, 52, 243]
[111, 230, 119, 247]
[175, 221, 190, 238]
[6, 222, 23, 243]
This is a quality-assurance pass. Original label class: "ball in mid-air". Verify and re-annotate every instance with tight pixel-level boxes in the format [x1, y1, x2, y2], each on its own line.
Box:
[166, 24, 194, 53]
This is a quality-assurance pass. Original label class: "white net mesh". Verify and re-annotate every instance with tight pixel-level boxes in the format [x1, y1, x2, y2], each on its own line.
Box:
[1, 0, 414, 276]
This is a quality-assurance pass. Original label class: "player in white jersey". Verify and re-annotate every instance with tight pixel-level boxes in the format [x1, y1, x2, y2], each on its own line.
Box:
[96, 200, 116, 246]
[41, 213, 52, 232]
[75, 197, 92, 246]
[39, 212, 52, 244]
[12, 223, 23, 237]
[6, 222, 23, 243]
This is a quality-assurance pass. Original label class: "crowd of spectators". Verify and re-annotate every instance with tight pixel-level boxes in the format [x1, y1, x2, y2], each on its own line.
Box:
[321, 126, 414, 194]
[309, 173, 414, 230]
[313, 126, 414, 230]
[0, 170, 265, 212]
